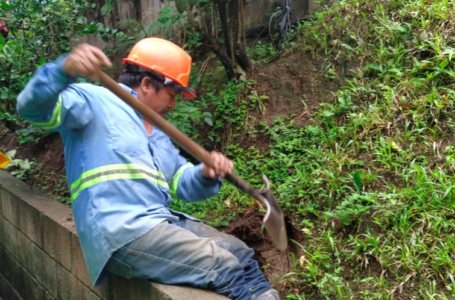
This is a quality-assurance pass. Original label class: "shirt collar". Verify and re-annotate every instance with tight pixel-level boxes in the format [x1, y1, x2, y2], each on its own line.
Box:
[118, 83, 142, 120]
[118, 83, 139, 98]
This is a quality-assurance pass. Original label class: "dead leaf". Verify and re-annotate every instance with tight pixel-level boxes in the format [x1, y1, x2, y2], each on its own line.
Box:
[299, 255, 306, 269]
[224, 198, 231, 207]
[301, 228, 312, 236]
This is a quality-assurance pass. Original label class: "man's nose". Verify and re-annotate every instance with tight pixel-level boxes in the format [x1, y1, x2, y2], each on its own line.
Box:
[169, 98, 176, 109]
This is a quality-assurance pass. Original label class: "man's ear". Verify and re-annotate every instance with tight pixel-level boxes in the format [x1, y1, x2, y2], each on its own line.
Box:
[140, 77, 153, 94]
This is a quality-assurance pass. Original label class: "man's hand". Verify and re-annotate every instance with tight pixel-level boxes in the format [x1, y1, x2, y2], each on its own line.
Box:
[63, 43, 112, 81]
[202, 151, 234, 179]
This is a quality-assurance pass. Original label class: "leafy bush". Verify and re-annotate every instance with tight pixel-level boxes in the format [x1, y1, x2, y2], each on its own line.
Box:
[0, 0, 125, 127]
[0, 0, 125, 202]
[166, 100, 213, 141]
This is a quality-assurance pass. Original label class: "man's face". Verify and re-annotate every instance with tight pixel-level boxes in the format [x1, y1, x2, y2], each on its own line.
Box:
[138, 79, 176, 117]
[152, 86, 176, 117]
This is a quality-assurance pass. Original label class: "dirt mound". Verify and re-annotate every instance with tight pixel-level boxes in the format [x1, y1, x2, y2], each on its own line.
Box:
[224, 209, 305, 297]
[250, 49, 340, 128]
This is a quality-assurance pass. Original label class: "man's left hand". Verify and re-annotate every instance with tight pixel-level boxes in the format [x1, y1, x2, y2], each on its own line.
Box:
[202, 151, 234, 179]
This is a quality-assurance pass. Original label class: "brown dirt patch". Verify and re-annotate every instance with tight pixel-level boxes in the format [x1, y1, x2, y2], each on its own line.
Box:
[249, 48, 340, 128]
[0, 122, 67, 197]
[223, 209, 305, 299]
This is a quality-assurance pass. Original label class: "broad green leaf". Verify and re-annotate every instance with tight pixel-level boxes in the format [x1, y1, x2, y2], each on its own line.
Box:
[368, 63, 382, 71]
[175, 0, 187, 14]
[353, 170, 362, 193]
[101, 33, 109, 43]
[180, 106, 198, 113]
[204, 117, 213, 126]
[5, 150, 16, 159]
[440, 60, 449, 71]
[21, 160, 31, 170]
[101, 1, 113, 16]
[322, 110, 334, 117]
[76, 16, 87, 24]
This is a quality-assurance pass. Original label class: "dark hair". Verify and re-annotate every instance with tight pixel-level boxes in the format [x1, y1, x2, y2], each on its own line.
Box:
[118, 72, 164, 92]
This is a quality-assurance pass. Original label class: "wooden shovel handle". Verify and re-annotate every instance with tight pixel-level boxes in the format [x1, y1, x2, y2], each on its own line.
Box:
[97, 72, 260, 199]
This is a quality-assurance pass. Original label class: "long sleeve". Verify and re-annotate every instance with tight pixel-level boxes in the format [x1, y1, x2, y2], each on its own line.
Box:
[169, 155, 222, 202]
[16, 54, 93, 131]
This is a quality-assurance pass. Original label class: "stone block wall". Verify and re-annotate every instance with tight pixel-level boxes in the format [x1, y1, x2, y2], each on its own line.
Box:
[0, 170, 227, 300]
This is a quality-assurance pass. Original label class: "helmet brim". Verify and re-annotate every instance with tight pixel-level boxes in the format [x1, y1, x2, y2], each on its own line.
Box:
[182, 90, 197, 99]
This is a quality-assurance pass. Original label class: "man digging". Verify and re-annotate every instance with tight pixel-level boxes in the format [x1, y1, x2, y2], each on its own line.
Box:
[17, 38, 279, 300]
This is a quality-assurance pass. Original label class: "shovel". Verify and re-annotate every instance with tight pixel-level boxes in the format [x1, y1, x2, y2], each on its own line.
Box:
[97, 72, 288, 251]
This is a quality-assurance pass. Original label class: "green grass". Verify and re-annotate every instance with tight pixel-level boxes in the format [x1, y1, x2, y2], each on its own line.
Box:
[172, 0, 455, 298]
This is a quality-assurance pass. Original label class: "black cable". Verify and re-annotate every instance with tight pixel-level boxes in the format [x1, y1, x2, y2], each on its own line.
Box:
[250, 0, 300, 64]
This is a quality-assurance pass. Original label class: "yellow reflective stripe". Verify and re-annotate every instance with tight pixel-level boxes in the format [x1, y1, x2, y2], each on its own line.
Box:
[31, 94, 63, 130]
[169, 163, 194, 199]
[70, 164, 165, 191]
[70, 164, 168, 202]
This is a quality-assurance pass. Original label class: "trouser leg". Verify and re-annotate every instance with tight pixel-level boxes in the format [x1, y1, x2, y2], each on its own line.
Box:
[105, 221, 253, 300]
[175, 218, 272, 298]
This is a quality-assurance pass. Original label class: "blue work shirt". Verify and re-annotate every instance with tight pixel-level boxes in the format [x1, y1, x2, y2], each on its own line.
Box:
[16, 54, 222, 287]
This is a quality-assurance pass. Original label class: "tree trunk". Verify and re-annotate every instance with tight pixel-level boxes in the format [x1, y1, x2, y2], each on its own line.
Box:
[216, 0, 231, 59]
[234, 42, 251, 70]
[212, 45, 235, 79]
[228, 0, 250, 71]
[187, 0, 250, 80]
[133, 0, 142, 21]
[187, 6, 235, 79]
[110, 0, 120, 28]
[94, 0, 105, 23]
[229, 0, 239, 48]
[211, 0, 218, 41]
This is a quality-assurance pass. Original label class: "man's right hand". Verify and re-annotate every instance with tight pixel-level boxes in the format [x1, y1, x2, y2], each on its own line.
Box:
[63, 43, 112, 81]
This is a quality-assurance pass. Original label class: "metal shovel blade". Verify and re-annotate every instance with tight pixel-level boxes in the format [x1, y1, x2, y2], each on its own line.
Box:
[224, 173, 288, 251]
[259, 175, 288, 251]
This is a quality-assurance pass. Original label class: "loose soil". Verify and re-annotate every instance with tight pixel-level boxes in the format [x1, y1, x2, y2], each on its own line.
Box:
[224, 209, 306, 299]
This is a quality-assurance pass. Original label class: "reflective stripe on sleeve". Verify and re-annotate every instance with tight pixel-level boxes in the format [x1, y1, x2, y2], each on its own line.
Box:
[169, 162, 194, 199]
[70, 164, 168, 202]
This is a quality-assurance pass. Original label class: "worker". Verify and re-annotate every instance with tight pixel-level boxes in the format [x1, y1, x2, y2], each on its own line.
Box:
[16, 38, 279, 300]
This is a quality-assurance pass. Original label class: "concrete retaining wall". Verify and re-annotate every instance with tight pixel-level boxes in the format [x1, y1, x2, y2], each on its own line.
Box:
[0, 170, 227, 300]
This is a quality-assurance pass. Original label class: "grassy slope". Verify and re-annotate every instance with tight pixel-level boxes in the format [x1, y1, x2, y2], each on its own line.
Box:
[173, 0, 455, 299]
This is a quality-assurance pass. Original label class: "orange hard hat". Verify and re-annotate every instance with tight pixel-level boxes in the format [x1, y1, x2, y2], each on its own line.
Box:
[123, 38, 196, 98]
